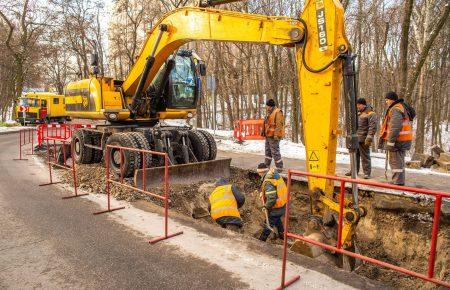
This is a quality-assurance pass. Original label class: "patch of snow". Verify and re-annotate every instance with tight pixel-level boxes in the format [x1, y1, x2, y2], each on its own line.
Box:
[0, 126, 28, 133]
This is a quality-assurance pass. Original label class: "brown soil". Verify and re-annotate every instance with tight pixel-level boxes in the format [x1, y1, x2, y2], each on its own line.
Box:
[53, 159, 449, 289]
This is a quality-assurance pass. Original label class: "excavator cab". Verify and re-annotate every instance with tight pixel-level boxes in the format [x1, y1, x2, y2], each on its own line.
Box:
[145, 50, 200, 118]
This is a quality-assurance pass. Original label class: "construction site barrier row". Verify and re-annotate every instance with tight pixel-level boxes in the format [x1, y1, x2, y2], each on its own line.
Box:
[13, 128, 35, 161]
[94, 144, 183, 244]
[279, 170, 450, 289]
[233, 119, 265, 142]
[37, 123, 92, 146]
[38, 136, 87, 199]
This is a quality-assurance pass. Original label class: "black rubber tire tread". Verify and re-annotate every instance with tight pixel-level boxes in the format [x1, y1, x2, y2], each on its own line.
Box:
[90, 134, 103, 163]
[128, 132, 152, 168]
[72, 129, 93, 164]
[188, 130, 210, 162]
[106, 133, 138, 178]
[198, 130, 217, 160]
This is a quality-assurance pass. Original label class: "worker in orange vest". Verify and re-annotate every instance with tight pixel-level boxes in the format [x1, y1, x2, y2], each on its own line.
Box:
[257, 163, 287, 241]
[208, 178, 245, 231]
[379, 91, 413, 185]
[262, 99, 285, 171]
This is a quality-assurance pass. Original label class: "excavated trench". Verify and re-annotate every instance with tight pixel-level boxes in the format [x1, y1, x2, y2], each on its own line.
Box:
[54, 159, 449, 289]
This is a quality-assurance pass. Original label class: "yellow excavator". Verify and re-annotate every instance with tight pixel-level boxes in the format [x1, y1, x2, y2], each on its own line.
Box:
[65, 0, 363, 262]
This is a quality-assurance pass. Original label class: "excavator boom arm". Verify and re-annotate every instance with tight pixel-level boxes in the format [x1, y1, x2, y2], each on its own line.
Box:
[122, 7, 304, 97]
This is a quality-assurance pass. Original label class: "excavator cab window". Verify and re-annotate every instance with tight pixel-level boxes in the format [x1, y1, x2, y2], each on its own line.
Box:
[166, 54, 198, 109]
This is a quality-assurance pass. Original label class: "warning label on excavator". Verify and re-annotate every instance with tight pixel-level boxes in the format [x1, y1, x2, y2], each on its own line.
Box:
[308, 150, 320, 171]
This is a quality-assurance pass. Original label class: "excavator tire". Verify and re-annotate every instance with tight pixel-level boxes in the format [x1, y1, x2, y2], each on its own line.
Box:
[198, 130, 217, 160]
[90, 134, 103, 163]
[188, 130, 210, 162]
[106, 133, 139, 178]
[128, 132, 152, 168]
[72, 129, 93, 164]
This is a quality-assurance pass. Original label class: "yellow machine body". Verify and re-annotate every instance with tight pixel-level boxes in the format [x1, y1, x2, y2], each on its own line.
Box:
[16, 92, 68, 124]
[64, 0, 360, 247]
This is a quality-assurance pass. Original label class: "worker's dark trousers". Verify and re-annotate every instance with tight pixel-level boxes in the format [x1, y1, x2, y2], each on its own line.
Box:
[264, 137, 283, 169]
[260, 213, 284, 241]
[389, 150, 406, 185]
[356, 142, 371, 176]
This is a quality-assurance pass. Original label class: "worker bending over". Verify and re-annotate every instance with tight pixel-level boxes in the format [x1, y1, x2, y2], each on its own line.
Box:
[262, 99, 285, 171]
[257, 163, 287, 241]
[379, 91, 413, 186]
[208, 178, 245, 231]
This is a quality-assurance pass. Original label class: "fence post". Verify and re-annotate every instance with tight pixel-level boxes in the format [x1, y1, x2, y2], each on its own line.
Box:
[427, 195, 442, 278]
[277, 170, 300, 290]
[337, 180, 346, 249]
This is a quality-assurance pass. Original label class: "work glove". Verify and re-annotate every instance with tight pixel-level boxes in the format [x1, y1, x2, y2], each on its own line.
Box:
[364, 138, 372, 147]
[261, 206, 268, 213]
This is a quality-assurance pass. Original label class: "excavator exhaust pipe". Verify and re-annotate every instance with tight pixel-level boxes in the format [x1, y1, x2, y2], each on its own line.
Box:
[134, 158, 232, 189]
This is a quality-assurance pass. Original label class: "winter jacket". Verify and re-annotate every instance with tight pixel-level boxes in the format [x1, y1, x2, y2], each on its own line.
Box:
[209, 179, 245, 227]
[380, 99, 412, 151]
[261, 169, 286, 217]
[263, 107, 285, 139]
[357, 105, 378, 143]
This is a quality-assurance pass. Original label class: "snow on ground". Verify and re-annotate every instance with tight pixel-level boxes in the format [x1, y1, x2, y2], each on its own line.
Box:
[205, 129, 450, 176]
[0, 125, 28, 134]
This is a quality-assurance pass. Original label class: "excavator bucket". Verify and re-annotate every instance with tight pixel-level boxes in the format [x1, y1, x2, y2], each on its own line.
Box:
[134, 158, 232, 189]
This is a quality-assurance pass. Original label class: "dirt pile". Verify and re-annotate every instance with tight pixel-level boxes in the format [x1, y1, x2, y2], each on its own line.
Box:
[48, 156, 449, 289]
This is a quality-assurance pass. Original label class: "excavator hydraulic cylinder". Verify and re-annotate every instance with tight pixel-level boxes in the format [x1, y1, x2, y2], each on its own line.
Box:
[199, 0, 243, 7]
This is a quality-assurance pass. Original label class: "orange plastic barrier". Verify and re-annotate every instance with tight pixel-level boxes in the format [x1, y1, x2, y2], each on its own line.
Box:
[233, 119, 265, 142]
[37, 124, 92, 146]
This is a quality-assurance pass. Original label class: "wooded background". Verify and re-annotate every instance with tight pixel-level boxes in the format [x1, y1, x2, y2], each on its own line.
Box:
[0, 0, 449, 154]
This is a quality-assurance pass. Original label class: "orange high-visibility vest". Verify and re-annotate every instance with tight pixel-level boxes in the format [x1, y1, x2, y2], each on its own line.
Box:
[261, 176, 287, 209]
[264, 108, 285, 138]
[380, 103, 413, 142]
[209, 185, 240, 220]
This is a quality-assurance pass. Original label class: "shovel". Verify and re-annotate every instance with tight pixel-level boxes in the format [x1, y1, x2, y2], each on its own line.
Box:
[385, 151, 389, 180]
[191, 207, 210, 219]
[260, 191, 276, 234]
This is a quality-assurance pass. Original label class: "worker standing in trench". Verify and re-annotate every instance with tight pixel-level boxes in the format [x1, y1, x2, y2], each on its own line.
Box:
[257, 163, 287, 241]
[261, 99, 285, 171]
[208, 178, 245, 232]
[379, 91, 413, 186]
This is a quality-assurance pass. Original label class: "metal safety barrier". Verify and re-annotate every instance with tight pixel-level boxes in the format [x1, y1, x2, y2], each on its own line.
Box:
[13, 128, 35, 161]
[233, 119, 265, 142]
[278, 170, 450, 289]
[37, 123, 92, 147]
[94, 145, 183, 244]
[39, 136, 88, 199]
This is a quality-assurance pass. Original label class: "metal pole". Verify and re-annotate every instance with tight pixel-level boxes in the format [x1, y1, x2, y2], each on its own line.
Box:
[428, 195, 442, 278]
[106, 146, 111, 211]
[337, 181, 345, 249]
[71, 141, 78, 196]
[213, 85, 216, 136]
[164, 153, 169, 238]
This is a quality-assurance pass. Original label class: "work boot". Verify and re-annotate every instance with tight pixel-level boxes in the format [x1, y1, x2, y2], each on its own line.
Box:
[363, 174, 371, 179]
[259, 232, 269, 242]
[345, 171, 352, 176]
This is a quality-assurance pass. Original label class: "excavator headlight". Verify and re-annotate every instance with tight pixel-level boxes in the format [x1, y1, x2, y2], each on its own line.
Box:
[108, 113, 118, 121]
[187, 112, 193, 118]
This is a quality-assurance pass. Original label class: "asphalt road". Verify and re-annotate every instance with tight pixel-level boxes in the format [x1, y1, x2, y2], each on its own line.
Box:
[0, 133, 243, 289]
